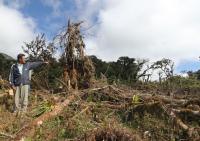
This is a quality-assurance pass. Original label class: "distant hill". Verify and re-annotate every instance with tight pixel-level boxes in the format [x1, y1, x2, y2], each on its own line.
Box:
[0, 53, 15, 60]
[0, 53, 15, 78]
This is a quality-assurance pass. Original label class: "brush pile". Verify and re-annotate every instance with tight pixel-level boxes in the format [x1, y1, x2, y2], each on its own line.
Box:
[80, 85, 200, 141]
[0, 84, 199, 140]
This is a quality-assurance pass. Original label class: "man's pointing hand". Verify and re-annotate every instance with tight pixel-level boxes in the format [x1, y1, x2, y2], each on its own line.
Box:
[44, 61, 49, 64]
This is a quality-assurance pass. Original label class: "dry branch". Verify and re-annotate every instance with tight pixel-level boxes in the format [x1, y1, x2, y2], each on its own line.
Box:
[89, 85, 110, 91]
[0, 131, 14, 139]
[55, 77, 68, 88]
[77, 127, 143, 141]
[71, 106, 89, 120]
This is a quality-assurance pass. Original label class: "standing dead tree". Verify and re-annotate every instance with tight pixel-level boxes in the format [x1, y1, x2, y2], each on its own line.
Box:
[54, 20, 95, 91]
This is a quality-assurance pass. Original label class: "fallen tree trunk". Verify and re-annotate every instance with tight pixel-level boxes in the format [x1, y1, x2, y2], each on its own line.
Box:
[161, 104, 200, 140]
[172, 108, 200, 116]
[138, 94, 187, 105]
[120, 99, 199, 140]
[87, 86, 188, 105]
[13, 95, 75, 141]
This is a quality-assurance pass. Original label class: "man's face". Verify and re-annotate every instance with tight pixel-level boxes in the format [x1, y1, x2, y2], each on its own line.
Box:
[19, 56, 26, 64]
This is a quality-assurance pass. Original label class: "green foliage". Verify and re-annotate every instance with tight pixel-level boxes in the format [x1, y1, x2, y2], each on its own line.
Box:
[48, 58, 63, 88]
[0, 53, 15, 79]
[164, 76, 200, 90]
[89, 55, 109, 78]
[90, 55, 143, 84]
[24, 137, 32, 141]
[117, 56, 138, 81]
[132, 95, 141, 104]
[31, 101, 53, 118]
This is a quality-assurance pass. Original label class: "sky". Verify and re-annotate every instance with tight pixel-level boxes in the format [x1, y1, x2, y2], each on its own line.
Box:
[1, 0, 200, 73]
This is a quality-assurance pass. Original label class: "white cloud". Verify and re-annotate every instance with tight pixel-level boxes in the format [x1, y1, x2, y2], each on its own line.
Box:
[2, 0, 30, 9]
[80, 0, 200, 65]
[0, 2, 35, 58]
[42, 0, 61, 17]
[75, 0, 102, 24]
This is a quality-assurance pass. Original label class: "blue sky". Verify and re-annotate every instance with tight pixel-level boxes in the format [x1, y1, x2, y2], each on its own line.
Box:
[20, 0, 83, 38]
[1, 0, 200, 74]
[18, 0, 100, 39]
[176, 60, 200, 73]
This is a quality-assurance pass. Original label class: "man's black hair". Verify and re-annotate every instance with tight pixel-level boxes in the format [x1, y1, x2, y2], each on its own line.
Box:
[17, 53, 25, 61]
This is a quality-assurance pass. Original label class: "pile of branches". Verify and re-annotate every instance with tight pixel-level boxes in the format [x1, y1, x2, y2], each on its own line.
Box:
[78, 127, 142, 141]
[0, 76, 11, 90]
[81, 85, 200, 141]
[1, 84, 199, 140]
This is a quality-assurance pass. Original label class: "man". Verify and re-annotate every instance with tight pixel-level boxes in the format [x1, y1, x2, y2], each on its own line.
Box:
[9, 54, 48, 113]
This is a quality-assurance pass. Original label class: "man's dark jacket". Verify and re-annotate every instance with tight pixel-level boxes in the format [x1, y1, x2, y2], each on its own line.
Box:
[9, 62, 44, 86]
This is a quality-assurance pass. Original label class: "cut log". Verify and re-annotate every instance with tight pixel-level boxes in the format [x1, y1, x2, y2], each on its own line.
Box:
[172, 108, 200, 116]
[89, 85, 110, 91]
[13, 95, 75, 141]
[161, 104, 200, 139]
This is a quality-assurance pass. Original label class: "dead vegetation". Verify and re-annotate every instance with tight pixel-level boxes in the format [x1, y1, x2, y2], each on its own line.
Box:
[78, 127, 143, 141]
[0, 84, 199, 141]
[55, 20, 95, 91]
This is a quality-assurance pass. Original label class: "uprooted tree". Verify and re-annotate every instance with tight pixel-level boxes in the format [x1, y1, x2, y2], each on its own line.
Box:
[55, 20, 95, 91]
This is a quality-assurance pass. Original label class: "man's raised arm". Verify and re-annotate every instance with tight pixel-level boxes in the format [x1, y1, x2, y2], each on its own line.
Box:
[28, 61, 48, 70]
